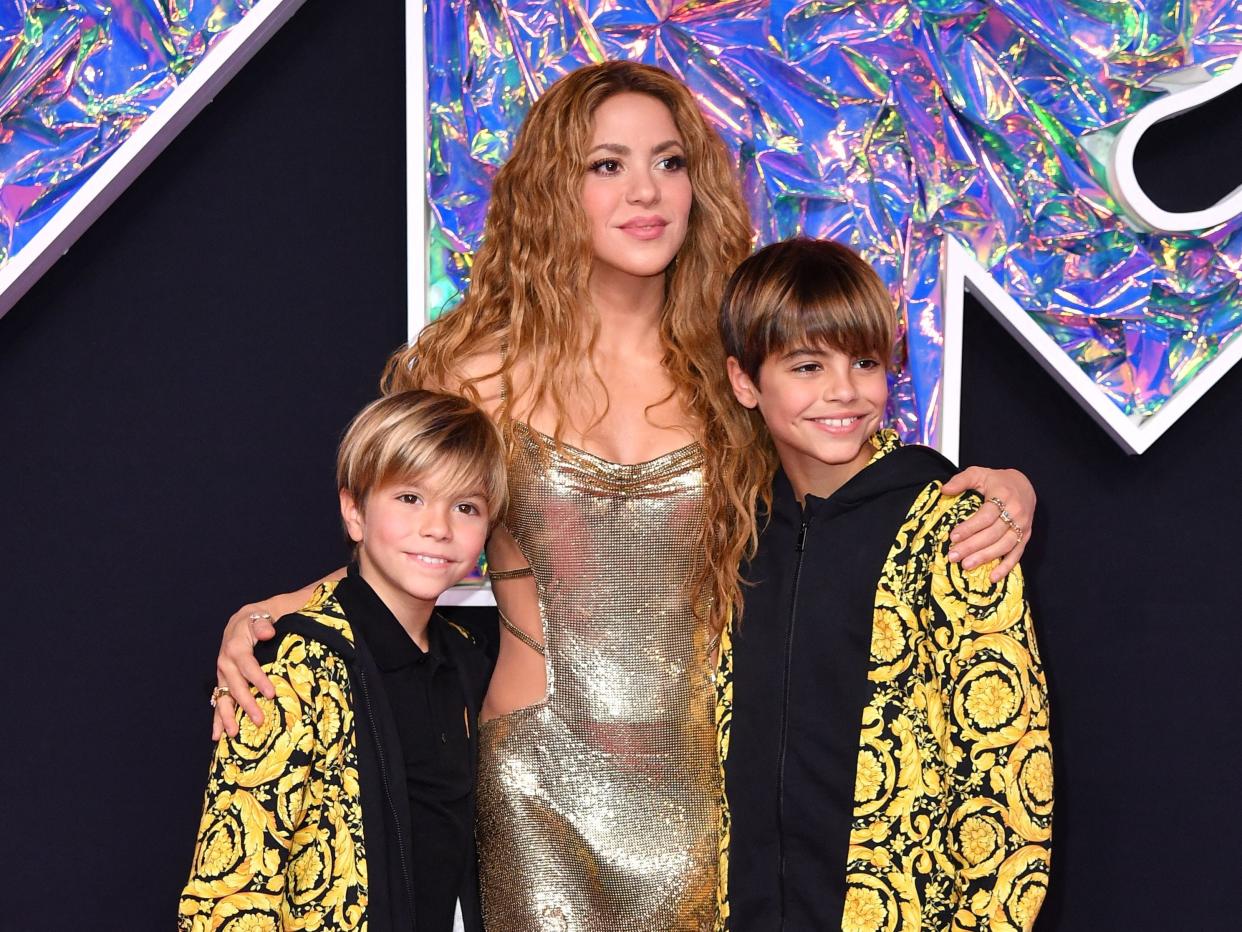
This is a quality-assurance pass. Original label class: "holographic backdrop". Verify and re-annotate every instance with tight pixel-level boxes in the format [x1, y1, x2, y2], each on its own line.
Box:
[0, 1, 258, 267]
[425, 0, 1242, 444]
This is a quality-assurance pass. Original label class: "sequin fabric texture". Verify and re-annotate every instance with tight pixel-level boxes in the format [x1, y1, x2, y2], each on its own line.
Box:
[476, 422, 719, 931]
[0, 2, 257, 267]
[426, 0, 1242, 441]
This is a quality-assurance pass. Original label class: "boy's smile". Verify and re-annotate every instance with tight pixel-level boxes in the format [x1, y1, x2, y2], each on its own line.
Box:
[340, 476, 490, 644]
[728, 343, 888, 501]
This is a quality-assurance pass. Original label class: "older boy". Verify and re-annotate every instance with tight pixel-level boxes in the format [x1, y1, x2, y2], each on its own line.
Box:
[716, 240, 1052, 931]
[179, 390, 506, 932]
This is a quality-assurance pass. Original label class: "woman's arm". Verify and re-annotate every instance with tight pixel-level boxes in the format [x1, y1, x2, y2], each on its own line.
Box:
[941, 466, 1036, 581]
[210, 568, 345, 740]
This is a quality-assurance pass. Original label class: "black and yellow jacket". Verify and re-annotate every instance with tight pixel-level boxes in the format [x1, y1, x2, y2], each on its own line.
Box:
[179, 580, 488, 932]
[716, 432, 1052, 931]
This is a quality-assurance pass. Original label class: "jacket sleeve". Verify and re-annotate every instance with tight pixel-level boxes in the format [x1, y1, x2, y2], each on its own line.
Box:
[177, 635, 352, 930]
[929, 493, 1053, 932]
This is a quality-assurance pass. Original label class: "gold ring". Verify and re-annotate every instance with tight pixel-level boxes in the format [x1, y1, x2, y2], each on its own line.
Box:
[988, 495, 1007, 512]
[997, 509, 1024, 542]
[210, 685, 231, 709]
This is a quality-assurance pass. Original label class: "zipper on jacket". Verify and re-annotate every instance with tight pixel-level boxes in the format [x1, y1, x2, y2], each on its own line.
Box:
[775, 512, 810, 926]
[357, 664, 417, 924]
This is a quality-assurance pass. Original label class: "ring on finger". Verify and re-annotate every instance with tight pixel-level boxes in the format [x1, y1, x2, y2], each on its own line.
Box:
[988, 495, 1007, 513]
[248, 610, 273, 624]
[997, 509, 1024, 542]
[210, 685, 231, 709]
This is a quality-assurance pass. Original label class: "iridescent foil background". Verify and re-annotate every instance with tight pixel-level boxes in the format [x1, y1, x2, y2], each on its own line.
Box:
[425, 0, 1242, 442]
[4, 2, 1239, 443]
[0, 1, 256, 265]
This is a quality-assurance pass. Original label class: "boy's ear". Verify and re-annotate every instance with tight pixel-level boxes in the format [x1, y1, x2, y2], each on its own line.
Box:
[339, 489, 365, 543]
[726, 356, 759, 409]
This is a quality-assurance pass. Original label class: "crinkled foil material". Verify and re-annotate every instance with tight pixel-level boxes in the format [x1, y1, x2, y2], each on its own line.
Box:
[426, 0, 1242, 438]
[0, 1, 256, 266]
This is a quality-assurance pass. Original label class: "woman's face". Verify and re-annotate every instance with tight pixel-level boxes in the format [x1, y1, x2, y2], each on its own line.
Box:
[580, 92, 693, 282]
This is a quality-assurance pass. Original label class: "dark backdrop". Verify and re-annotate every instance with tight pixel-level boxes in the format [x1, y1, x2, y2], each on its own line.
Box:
[2, 1, 1240, 927]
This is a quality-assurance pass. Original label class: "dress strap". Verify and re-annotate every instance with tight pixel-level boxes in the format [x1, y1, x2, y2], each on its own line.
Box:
[488, 565, 534, 582]
[499, 609, 545, 656]
[499, 339, 510, 403]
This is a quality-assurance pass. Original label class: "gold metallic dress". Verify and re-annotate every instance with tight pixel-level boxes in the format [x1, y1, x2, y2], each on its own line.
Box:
[476, 422, 719, 931]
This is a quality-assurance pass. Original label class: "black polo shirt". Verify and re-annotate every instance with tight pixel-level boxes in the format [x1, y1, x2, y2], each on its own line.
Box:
[334, 568, 479, 932]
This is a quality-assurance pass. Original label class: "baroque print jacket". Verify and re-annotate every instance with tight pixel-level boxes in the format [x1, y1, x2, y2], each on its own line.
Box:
[179, 580, 485, 932]
[716, 433, 1053, 932]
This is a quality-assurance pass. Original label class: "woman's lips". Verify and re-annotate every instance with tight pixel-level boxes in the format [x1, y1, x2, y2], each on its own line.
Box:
[619, 216, 669, 240]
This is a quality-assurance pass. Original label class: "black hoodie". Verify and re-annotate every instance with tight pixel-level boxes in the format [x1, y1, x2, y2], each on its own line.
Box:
[726, 439, 956, 930]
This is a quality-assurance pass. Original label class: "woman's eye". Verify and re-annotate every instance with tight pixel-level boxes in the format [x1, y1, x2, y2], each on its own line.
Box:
[657, 154, 686, 171]
[589, 158, 622, 175]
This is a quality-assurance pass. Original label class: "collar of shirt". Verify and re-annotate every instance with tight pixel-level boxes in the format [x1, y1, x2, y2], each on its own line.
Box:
[336, 564, 456, 673]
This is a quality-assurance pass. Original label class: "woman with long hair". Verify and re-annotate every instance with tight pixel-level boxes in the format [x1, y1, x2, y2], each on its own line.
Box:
[209, 61, 1035, 930]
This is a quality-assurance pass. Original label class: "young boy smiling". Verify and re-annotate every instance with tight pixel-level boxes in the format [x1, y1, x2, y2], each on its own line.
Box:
[715, 240, 1053, 931]
[180, 390, 505, 932]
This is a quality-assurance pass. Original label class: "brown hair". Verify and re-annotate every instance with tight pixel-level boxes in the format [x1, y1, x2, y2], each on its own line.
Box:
[337, 390, 508, 528]
[718, 239, 896, 586]
[720, 238, 895, 383]
[381, 61, 761, 632]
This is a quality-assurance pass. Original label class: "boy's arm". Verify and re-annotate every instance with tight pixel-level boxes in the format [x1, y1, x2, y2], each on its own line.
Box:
[930, 494, 1053, 932]
[178, 635, 345, 930]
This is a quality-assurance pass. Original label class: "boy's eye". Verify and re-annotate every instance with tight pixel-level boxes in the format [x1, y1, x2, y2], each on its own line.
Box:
[791, 361, 822, 373]
[397, 493, 422, 505]
[455, 501, 482, 516]
[589, 158, 622, 175]
[854, 358, 881, 370]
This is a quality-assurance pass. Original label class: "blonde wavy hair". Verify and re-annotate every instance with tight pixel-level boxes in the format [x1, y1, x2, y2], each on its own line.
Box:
[382, 60, 770, 632]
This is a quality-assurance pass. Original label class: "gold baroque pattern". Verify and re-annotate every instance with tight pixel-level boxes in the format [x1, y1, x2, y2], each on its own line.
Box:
[845, 484, 1052, 931]
[716, 475, 1052, 931]
[179, 583, 369, 930]
[714, 612, 735, 932]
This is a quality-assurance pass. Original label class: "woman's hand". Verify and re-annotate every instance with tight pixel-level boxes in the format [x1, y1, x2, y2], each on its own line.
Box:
[211, 604, 279, 741]
[210, 573, 346, 739]
[941, 466, 1036, 582]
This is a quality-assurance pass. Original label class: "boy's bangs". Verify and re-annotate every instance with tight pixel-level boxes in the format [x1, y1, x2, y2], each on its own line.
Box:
[764, 293, 890, 363]
[377, 428, 506, 517]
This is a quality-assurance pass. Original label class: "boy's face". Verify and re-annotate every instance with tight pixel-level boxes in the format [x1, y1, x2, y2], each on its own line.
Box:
[728, 343, 888, 495]
[340, 473, 490, 614]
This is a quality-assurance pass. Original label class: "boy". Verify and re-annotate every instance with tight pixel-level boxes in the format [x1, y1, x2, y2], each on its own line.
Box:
[715, 240, 1052, 931]
[179, 390, 506, 932]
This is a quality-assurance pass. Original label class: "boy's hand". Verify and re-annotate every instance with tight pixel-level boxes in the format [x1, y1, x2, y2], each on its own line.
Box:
[211, 604, 278, 741]
[942, 466, 1035, 582]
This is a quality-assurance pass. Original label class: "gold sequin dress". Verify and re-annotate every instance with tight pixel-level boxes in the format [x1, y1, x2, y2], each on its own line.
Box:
[476, 422, 719, 931]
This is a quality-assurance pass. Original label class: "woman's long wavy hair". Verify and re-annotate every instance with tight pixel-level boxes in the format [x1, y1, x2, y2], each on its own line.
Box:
[382, 60, 772, 632]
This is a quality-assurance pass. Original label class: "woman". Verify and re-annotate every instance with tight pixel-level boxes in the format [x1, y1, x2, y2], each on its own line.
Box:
[210, 62, 1035, 931]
